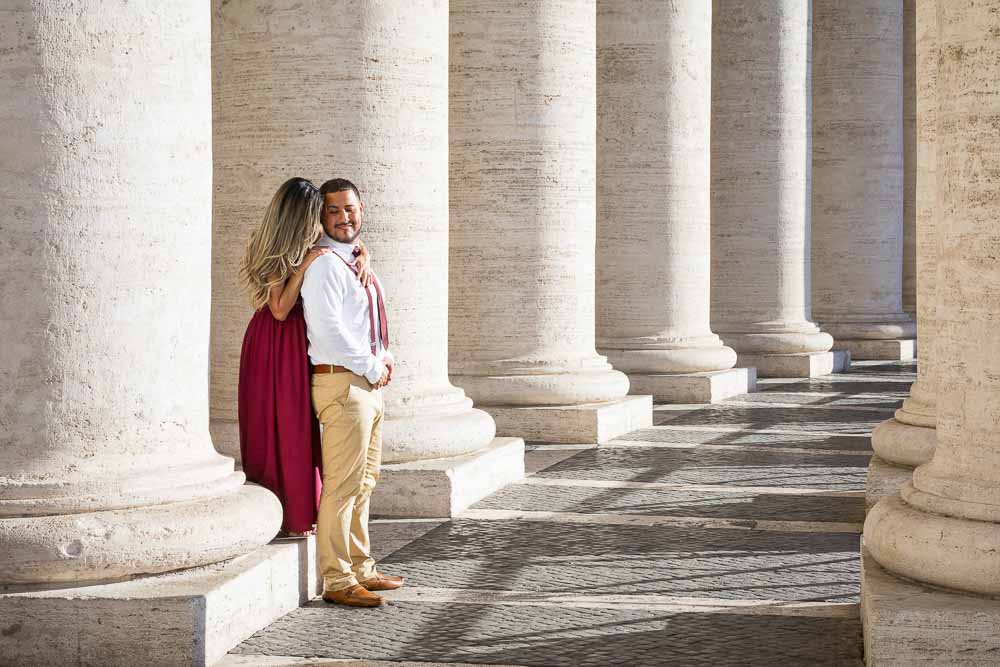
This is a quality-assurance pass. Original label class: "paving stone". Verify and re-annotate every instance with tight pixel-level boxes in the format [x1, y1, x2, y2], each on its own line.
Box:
[726, 391, 905, 409]
[532, 446, 869, 490]
[234, 602, 863, 666]
[473, 483, 865, 523]
[760, 379, 914, 396]
[654, 404, 894, 434]
[377, 519, 861, 601]
[610, 427, 873, 452]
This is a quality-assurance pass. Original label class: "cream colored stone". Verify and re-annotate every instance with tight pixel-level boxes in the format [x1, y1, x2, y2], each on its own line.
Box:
[373, 438, 525, 518]
[596, 1, 739, 383]
[711, 0, 834, 365]
[485, 396, 653, 445]
[0, 540, 321, 667]
[625, 368, 756, 404]
[812, 0, 916, 343]
[865, 0, 1000, 597]
[870, 0, 939, 474]
[212, 0, 496, 466]
[865, 456, 919, 511]
[833, 339, 916, 362]
[0, 0, 280, 585]
[449, 0, 631, 411]
[902, 0, 917, 317]
[735, 351, 849, 380]
[861, 545, 1000, 666]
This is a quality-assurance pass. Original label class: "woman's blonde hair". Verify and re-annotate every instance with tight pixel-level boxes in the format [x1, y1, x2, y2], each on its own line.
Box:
[240, 177, 323, 310]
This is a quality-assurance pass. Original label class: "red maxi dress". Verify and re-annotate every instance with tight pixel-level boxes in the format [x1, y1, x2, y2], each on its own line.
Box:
[238, 300, 322, 534]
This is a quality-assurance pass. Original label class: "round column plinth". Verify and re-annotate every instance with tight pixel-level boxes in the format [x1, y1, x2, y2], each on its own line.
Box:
[452, 361, 630, 407]
[599, 338, 737, 375]
[865, 493, 1000, 596]
[870, 419, 935, 470]
[0, 483, 280, 585]
[712, 326, 833, 356]
[815, 315, 916, 341]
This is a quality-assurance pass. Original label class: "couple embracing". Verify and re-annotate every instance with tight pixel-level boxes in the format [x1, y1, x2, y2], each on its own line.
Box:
[238, 177, 401, 607]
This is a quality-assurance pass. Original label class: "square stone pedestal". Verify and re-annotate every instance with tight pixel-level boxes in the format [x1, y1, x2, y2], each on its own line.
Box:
[626, 367, 756, 404]
[372, 437, 525, 518]
[0, 538, 321, 667]
[486, 395, 653, 444]
[861, 546, 1000, 665]
[835, 339, 916, 361]
[865, 456, 915, 511]
[736, 350, 850, 378]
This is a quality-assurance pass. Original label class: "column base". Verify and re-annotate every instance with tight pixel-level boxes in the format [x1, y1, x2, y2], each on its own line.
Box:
[833, 338, 916, 361]
[483, 395, 653, 444]
[735, 350, 850, 378]
[625, 367, 756, 404]
[866, 456, 915, 511]
[861, 545, 1000, 666]
[372, 437, 525, 518]
[209, 416, 241, 461]
[0, 538, 321, 667]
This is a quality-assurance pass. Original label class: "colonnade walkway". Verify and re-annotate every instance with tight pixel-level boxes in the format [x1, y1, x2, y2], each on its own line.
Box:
[224, 361, 917, 667]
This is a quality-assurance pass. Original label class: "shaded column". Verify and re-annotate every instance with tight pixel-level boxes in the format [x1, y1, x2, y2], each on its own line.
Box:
[450, 0, 650, 443]
[213, 1, 519, 517]
[867, 0, 938, 508]
[711, 0, 839, 379]
[0, 0, 280, 584]
[812, 0, 917, 360]
[902, 0, 917, 316]
[596, 2, 751, 404]
[866, 0, 1000, 596]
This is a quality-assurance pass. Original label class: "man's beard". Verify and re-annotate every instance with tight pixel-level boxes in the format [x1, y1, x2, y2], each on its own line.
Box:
[331, 223, 360, 243]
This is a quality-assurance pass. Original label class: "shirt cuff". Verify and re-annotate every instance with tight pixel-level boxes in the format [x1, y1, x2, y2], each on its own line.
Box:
[364, 359, 385, 385]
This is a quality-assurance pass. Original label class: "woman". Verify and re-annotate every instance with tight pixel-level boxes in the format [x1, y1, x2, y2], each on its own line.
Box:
[238, 177, 370, 536]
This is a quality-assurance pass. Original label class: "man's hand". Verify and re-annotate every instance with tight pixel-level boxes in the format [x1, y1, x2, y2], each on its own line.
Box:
[373, 367, 390, 389]
[385, 358, 394, 384]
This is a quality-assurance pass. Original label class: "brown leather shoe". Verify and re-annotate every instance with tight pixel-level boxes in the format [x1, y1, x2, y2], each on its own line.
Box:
[359, 572, 404, 591]
[322, 584, 385, 607]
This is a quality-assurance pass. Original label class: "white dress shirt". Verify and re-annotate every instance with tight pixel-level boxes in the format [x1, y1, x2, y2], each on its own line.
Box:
[301, 235, 392, 384]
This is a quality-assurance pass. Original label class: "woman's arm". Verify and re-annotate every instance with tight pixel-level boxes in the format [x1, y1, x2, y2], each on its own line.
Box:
[267, 248, 329, 320]
[355, 239, 373, 287]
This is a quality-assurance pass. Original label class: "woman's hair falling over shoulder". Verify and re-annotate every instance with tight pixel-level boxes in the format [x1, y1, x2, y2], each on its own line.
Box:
[240, 177, 324, 310]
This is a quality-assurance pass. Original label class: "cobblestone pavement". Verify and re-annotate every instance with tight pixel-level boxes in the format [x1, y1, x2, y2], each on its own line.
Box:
[230, 360, 916, 666]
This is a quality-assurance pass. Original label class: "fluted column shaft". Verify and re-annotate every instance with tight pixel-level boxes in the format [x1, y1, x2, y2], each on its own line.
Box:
[812, 0, 916, 341]
[213, 0, 495, 463]
[450, 0, 629, 406]
[0, 0, 280, 584]
[866, 0, 1000, 595]
[711, 0, 833, 358]
[596, 1, 736, 376]
[871, 0, 938, 469]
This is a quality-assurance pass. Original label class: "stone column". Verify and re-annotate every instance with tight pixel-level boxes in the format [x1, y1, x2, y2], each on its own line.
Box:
[812, 0, 917, 360]
[449, 0, 651, 443]
[0, 0, 280, 586]
[711, 0, 840, 379]
[867, 0, 938, 509]
[902, 0, 917, 317]
[865, 0, 1000, 598]
[213, 0, 522, 517]
[595, 2, 752, 404]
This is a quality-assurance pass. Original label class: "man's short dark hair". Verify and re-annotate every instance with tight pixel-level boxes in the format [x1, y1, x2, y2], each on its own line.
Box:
[319, 178, 362, 201]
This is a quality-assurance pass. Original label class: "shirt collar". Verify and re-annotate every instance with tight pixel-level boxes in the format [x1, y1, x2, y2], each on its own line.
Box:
[316, 234, 357, 259]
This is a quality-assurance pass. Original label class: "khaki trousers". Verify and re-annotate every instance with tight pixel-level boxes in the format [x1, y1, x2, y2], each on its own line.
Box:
[311, 372, 384, 592]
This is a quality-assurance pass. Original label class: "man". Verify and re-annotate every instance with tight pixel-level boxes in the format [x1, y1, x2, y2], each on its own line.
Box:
[301, 178, 403, 607]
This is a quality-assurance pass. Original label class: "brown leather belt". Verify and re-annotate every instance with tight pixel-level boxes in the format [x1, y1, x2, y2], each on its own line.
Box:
[312, 364, 351, 374]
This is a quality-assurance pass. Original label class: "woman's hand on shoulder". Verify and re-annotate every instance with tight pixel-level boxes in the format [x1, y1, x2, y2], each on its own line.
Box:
[299, 246, 331, 274]
[354, 242, 373, 287]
